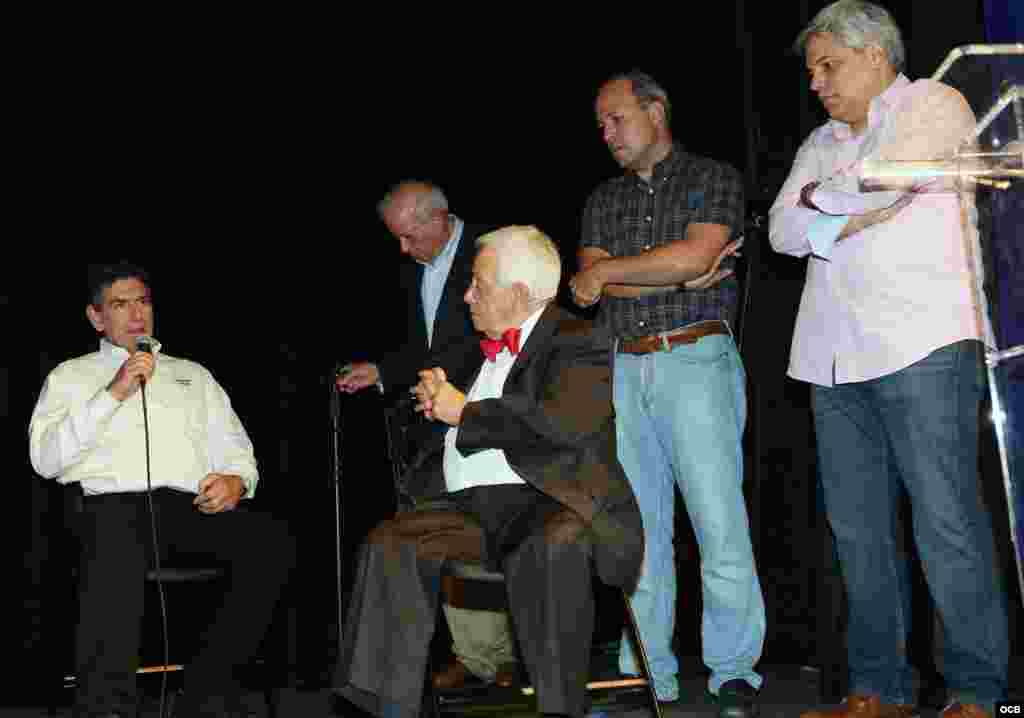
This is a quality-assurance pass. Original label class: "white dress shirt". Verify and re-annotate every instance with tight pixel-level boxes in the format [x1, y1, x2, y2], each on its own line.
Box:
[769, 76, 984, 387]
[420, 216, 464, 348]
[442, 307, 546, 493]
[30, 339, 259, 497]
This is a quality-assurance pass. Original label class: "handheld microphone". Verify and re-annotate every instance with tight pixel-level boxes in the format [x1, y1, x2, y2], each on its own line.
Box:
[136, 335, 155, 354]
[136, 335, 155, 386]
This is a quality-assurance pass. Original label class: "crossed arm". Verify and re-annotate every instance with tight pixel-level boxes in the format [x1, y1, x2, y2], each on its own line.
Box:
[569, 223, 739, 308]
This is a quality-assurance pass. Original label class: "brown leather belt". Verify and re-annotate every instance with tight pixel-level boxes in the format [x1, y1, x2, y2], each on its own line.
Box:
[618, 320, 729, 355]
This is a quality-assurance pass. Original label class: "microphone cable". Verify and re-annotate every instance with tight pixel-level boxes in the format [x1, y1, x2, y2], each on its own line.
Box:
[139, 373, 172, 718]
[329, 365, 347, 656]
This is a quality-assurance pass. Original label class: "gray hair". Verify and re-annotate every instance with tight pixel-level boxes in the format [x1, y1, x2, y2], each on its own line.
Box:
[795, 0, 905, 72]
[476, 226, 561, 304]
[605, 70, 672, 124]
[377, 180, 449, 223]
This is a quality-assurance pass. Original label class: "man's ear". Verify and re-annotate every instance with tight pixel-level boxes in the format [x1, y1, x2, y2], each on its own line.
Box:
[86, 304, 104, 333]
[869, 44, 886, 68]
[513, 282, 532, 307]
[647, 100, 668, 129]
[428, 207, 448, 226]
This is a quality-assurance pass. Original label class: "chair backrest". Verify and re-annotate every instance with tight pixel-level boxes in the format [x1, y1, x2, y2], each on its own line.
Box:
[59, 483, 85, 550]
[382, 400, 416, 484]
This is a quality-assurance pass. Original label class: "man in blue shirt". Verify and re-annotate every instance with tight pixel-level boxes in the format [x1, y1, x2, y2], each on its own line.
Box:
[572, 71, 763, 718]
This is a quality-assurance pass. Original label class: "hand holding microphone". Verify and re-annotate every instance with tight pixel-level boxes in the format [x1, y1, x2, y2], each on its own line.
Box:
[107, 335, 157, 401]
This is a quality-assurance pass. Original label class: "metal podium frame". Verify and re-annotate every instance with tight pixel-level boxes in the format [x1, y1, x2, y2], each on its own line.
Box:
[932, 43, 1022, 596]
[861, 41, 1023, 596]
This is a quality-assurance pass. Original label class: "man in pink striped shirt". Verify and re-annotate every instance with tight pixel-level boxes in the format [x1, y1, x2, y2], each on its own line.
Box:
[769, 3, 1008, 718]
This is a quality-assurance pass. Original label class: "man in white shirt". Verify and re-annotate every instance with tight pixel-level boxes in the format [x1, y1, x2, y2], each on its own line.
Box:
[332, 226, 644, 718]
[30, 262, 294, 718]
[769, 3, 1008, 718]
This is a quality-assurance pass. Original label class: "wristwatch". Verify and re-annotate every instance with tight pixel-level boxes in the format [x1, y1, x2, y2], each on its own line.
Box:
[799, 181, 823, 212]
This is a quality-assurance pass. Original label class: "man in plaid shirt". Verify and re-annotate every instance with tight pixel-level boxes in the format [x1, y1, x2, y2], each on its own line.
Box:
[571, 70, 764, 718]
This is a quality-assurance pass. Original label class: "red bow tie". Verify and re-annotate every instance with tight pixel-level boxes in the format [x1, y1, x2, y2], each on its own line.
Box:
[480, 328, 522, 362]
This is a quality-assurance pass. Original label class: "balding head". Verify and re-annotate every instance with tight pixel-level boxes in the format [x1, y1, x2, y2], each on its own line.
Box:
[378, 181, 452, 263]
[377, 181, 448, 223]
[477, 225, 561, 303]
[465, 225, 562, 339]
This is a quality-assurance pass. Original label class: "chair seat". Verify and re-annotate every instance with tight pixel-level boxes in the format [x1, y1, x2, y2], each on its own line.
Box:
[447, 560, 504, 582]
[145, 567, 224, 583]
[442, 563, 508, 612]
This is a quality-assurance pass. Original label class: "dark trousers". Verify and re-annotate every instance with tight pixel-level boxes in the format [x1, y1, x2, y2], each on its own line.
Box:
[334, 484, 596, 718]
[812, 340, 1008, 705]
[73, 488, 295, 716]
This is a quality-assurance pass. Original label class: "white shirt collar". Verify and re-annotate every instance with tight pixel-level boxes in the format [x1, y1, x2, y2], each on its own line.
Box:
[100, 337, 162, 361]
[490, 304, 548, 359]
[418, 215, 464, 268]
[827, 73, 910, 142]
[516, 304, 548, 349]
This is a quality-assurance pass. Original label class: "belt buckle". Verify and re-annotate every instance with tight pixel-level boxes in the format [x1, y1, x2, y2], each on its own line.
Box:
[660, 333, 672, 353]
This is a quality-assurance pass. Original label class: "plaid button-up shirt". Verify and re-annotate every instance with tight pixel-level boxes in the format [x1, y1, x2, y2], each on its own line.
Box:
[581, 144, 745, 341]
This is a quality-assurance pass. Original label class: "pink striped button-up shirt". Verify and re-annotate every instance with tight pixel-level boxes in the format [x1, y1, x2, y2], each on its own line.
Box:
[769, 75, 985, 387]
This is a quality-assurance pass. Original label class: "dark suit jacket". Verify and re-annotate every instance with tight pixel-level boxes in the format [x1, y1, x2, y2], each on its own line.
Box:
[377, 222, 491, 396]
[400, 304, 644, 591]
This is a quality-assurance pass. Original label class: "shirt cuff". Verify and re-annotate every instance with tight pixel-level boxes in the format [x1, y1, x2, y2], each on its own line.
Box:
[807, 214, 849, 261]
[813, 184, 903, 214]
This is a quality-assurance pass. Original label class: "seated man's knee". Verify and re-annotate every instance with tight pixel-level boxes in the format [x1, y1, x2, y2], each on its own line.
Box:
[542, 510, 588, 546]
[366, 518, 400, 547]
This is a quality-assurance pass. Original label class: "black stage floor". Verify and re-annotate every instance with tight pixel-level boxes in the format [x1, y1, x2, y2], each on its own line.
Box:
[4, 662, 1021, 718]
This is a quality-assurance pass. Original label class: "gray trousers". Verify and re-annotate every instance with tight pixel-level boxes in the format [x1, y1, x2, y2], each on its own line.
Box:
[333, 485, 595, 718]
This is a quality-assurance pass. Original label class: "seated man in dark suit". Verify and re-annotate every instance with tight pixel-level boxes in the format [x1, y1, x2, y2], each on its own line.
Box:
[29, 262, 294, 718]
[336, 180, 519, 690]
[332, 226, 644, 718]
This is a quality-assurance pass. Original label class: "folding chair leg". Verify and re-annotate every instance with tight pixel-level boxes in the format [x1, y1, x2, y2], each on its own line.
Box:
[621, 588, 664, 718]
[424, 663, 441, 718]
[263, 686, 278, 718]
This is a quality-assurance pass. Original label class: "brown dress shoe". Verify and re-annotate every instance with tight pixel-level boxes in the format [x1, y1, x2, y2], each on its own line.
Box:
[432, 660, 477, 691]
[801, 694, 918, 718]
[495, 661, 519, 688]
[940, 703, 993, 718]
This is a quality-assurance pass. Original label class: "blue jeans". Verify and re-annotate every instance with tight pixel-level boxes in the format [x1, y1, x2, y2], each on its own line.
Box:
[614, 333, 765, 701]
[812, 339, 1008, 706]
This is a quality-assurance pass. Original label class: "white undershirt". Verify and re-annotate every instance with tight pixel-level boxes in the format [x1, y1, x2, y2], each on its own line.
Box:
[442, 306, 546, 493]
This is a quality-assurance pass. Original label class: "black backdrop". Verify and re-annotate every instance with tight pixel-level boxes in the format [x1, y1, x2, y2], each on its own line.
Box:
[7, 0, 1018, 697]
